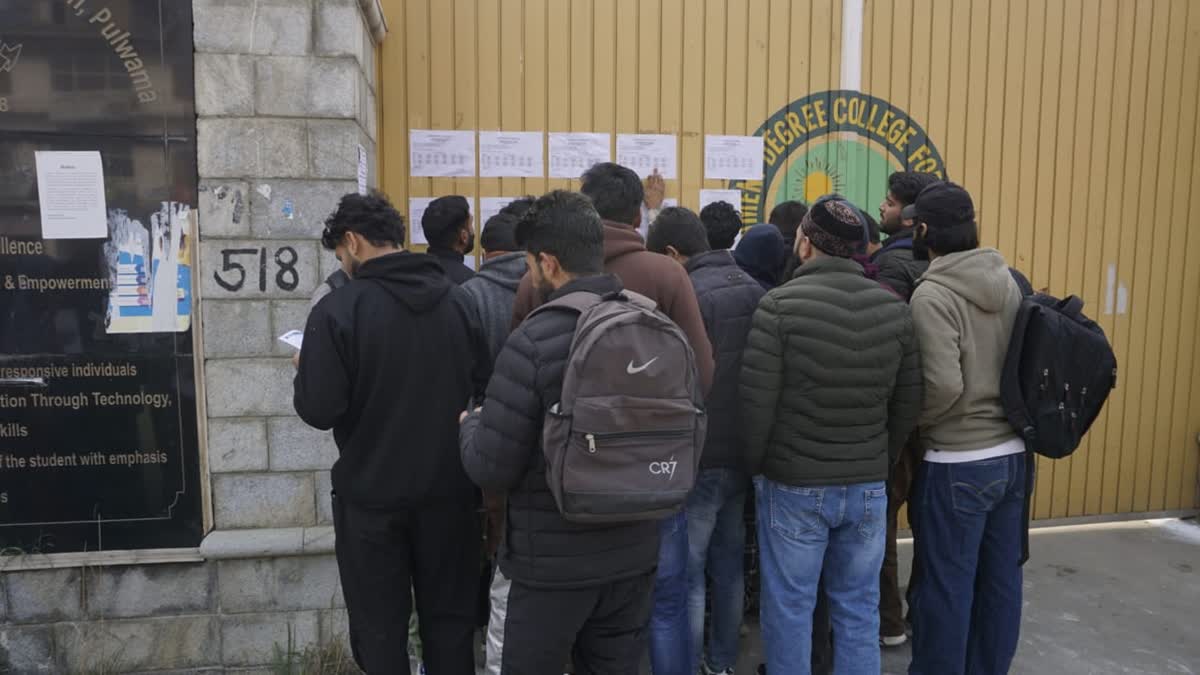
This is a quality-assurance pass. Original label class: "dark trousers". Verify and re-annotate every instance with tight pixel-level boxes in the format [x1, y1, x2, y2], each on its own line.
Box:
[332, 495, 481, 675]
[909, 455, 1027, 675]
[498, 571, 655, 675]
[881, 446, 918, 637]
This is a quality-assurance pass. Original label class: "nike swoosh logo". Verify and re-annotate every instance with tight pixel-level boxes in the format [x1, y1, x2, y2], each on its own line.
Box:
[626, 357, 659, 375]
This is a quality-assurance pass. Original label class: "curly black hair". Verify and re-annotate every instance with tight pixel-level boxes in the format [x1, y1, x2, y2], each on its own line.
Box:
[699, 200, 743, 249]
[321, 191, 404, 250]
[887, 171, 940, 207]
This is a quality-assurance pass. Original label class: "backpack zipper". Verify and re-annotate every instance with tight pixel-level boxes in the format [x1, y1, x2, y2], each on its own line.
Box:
[583, 428, 692, 453]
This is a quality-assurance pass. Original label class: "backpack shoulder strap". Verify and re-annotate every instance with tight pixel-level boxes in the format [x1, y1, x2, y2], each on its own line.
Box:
[1001, 298, 1039, 436]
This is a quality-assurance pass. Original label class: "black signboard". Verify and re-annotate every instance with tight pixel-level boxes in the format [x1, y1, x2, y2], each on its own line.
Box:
[0, 0, 203, 552]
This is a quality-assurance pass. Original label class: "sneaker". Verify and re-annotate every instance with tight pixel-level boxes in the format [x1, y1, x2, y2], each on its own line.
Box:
[880, 633, 908, 647]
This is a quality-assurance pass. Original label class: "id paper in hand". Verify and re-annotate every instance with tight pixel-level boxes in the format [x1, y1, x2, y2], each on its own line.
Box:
[278, 330, 304, 351]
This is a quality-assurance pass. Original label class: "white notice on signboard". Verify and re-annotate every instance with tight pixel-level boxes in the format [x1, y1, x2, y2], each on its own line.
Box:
[409, 130, 476, 177]
[357, 145, 368, 195]
[704, 135, 764, 180]
[616, 134, 678, 179]
[548, 132, 612, 178]
[35, 151, 108, 239]
[409, 196, 473, 246]
[479, 197, 517, 227]
[699, 189, 743, 212]
[479, 132, 544, 178]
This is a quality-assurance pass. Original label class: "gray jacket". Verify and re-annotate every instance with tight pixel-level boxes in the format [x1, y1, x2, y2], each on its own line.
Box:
[460, 252, 527, 364]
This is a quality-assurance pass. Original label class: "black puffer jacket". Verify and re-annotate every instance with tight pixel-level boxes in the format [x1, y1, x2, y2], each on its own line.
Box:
[685, 250, 765, 470]
[871, 229, 928, 301]
[460, 274, 659, 589]
[740, 256, 923, 486]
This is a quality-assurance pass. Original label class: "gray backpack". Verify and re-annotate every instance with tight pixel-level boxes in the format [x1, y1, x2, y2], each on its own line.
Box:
[535, 289, 706, 523]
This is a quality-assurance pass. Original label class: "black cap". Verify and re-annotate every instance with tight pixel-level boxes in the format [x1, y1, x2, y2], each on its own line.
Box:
[914, 181, 974, 229]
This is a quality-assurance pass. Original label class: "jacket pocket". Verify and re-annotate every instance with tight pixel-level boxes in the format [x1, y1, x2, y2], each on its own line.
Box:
[768, 482, 824, 541]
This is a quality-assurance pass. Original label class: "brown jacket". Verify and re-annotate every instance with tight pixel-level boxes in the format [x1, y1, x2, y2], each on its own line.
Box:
[511, 219, 715, 393]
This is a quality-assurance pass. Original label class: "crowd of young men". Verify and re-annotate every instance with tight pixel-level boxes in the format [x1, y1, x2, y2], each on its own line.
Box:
[293, 162, 1030, 675]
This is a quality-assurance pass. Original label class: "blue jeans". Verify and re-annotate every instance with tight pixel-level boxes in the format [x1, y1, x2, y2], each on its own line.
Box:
[909, 453, 1026, 675]
[685, 468, 747, 673]
[756, 478, 886, 675]
[650, 510, 691, 675]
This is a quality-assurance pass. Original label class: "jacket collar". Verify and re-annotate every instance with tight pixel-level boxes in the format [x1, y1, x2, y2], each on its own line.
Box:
[427, 246, 465, 263]
[547, 273, 623, 301]
[791, 255, 866, 279]
[684, 249, 738, 274]
[871, 229, 915, 259]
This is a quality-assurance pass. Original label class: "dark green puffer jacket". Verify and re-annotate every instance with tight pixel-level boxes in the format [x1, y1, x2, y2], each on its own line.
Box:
[739, 256, 924, 486]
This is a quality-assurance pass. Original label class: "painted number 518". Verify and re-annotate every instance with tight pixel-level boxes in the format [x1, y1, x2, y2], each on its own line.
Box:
[213, 246, 300, 293]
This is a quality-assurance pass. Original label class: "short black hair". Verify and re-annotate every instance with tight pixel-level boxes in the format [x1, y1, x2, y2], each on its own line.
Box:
[646, 207, 711, 257]
[421, 195, 471, 248]
[321, 191, 404, 250]
[768, 200, 808, 243]
[499, 196, 536, 220]
[580, 162, 644, 224]
[862, 209, 880, 244]
[479, 196, 536, 252]
[480, 213, 520, 253]
[887, 171, 940, 207]
[515, 190, 605, 275]
[915, 181, 979, 255]
[699, 200, 743, 249]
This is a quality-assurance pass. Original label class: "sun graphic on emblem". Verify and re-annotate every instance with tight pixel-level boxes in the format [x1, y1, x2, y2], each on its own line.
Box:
[790, 156, 846, 203]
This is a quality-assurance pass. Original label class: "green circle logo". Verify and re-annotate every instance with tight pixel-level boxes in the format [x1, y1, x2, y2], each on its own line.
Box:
[728, 90, 946, 223]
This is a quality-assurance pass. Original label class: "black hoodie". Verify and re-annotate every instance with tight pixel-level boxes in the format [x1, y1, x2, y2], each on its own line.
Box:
[294, 251, 490, 509]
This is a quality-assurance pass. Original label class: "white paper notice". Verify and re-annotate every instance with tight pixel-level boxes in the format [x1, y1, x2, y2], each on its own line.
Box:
[465, 255, 478, 271]
[479, 197, 517, 226]
[704, 135, 764, 180]
[616, 134, 678, 179]
[479, 132, 544, 178]
[699, 189, 743, 212]
[35, 151, 108, 239]
[409, 130, 476, 177]
[357, 145, 368, 195]
[409, 196, 473, 246]
[278, 330, 304, 350]
[548, 132, 612, 178]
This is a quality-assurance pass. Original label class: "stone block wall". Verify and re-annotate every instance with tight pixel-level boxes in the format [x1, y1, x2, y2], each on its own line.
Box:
[194, 0, 378, 537]
[0, 1, 384, 672]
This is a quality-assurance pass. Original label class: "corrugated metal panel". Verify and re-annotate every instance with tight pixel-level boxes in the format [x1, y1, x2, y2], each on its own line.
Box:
[379, 0, 1200, 519]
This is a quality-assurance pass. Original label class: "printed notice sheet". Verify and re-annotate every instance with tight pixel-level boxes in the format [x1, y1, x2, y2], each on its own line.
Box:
[479, 132, 543, 178]
[409, 196, 473, 246]
[35, 151, 108, 239]
[616, 134, 678, 179]
[479, 197, 517, 226]
[548, 132, 611, 178]
[357, 145, 369, 195]
[409, 130, 476, 177]
[699, 189, 743, 211]
[704, 135, 764, 180]
[639, 198, 678, 240]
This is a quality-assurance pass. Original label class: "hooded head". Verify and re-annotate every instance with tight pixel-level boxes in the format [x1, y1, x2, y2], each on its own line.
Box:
[733, 224, 787, 290]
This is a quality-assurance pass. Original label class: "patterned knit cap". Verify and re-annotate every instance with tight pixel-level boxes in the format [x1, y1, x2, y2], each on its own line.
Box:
[799, 195, 867, 257]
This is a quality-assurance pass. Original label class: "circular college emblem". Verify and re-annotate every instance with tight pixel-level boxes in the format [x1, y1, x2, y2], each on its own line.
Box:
[728, 90, 946, 224]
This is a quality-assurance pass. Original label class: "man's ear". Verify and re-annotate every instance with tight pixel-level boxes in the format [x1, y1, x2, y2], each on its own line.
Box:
[666, 245, 681, 259]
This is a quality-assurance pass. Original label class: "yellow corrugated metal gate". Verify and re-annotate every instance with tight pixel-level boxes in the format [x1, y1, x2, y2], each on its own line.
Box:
[377, 0, 1200, 521]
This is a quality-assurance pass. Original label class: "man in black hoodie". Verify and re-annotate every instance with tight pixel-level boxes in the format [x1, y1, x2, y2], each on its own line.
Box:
[294, 192, 488, 675]
[460, 190, 659, 675]
[421, 194, 476, 284]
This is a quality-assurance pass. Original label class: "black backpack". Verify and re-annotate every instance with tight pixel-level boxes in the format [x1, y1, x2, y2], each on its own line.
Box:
[1000, 294, 1117, 459]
